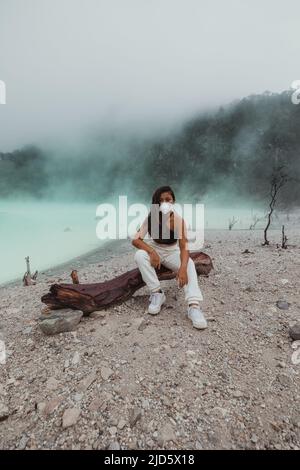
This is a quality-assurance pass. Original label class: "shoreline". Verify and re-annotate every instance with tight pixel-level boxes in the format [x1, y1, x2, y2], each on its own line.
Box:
[0, 238, 130, 289]
[1, 225, 298, 289]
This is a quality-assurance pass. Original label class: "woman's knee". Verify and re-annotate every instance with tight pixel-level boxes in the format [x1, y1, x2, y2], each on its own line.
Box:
[134, 249, 149, 265]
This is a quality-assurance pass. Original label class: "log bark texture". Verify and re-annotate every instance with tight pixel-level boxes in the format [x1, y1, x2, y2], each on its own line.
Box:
[41, 251, 213, 315]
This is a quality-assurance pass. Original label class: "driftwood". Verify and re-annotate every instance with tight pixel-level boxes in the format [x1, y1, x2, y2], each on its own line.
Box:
[23, 256, 38, 286]
[71, 270, 79, 284]
[41, 251, 213, 315]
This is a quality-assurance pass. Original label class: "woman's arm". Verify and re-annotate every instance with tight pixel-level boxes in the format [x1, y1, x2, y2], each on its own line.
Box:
[177, 216, 189, 287]
[132, 217, 161, 269]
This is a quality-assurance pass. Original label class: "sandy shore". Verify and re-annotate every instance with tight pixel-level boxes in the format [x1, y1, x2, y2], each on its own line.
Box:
[0, 228, 300, 450]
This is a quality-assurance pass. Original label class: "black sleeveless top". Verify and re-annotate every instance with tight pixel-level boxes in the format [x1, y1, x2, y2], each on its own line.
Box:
[147, 212, 178, 245]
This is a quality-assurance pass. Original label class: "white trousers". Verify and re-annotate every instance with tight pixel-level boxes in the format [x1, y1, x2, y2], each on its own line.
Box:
[134, 239, 203, 304]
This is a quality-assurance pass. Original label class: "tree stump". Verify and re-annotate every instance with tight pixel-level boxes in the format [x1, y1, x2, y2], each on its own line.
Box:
[41, 251, 213, 315]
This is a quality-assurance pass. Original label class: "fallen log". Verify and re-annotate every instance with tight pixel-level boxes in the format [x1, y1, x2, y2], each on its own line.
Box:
[41, 251, 213, 315]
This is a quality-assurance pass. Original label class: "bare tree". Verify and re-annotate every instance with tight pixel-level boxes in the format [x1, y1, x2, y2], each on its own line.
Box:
[263, 166, 289, 246]
[249, 214, 264, 230]
[281, 225, 288, 249]
[228, 217, 238, 230]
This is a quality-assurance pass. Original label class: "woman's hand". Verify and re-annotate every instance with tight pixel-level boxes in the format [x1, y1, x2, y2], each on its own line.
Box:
[149, 250, 161, 269]
[177, 265, 188, 287]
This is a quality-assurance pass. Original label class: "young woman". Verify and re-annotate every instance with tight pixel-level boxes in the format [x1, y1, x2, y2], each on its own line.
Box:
[132, 186, 207, 329]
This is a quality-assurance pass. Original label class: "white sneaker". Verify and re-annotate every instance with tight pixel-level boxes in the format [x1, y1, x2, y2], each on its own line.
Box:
[187, 305, 207, 329]
[148, 291, 166, 315]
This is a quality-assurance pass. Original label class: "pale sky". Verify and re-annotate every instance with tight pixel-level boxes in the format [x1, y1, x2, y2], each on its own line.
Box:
[0, 0, 299, 151]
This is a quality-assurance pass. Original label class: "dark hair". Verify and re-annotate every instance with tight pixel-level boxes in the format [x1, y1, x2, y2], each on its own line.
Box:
[151, 185, 176, 205]
[148, 186, 177, 244]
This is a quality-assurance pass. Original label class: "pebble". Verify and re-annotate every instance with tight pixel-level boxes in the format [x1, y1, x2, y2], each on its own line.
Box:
[62, 407, 81, 428]
[117, 418, 126, 430]
[101, 366, 113, 381]
[72, 352, 80, 366]
[157, 422, 177, 446]
[0, 403, 9, 422]
[108, 441, 120, 450]
[129, 407, 142, 427]
[276, 300, 290, 310]
[46, 377, 59, 391]
[289, 323, 300, 341]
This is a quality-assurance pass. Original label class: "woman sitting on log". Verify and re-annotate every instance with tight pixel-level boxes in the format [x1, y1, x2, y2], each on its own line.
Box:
[132, 186, 207, 330]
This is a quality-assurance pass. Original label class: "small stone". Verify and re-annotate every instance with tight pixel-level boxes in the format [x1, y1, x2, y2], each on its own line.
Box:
[72, 352, 80, 366]
[289, 323, 300, 341]
[18, 435, 28, 450]
[38, 309, 83, 335]
[157, 422, 176, 446]
[129, 407, 142, 427]
[276, 300, 290, 311]
[277, 373, 292, 387]
[62, 407, 81, 428]
[291, 349, 300, 365]
[43, 397, 62, 415]
[0, 403, 9, 422]
[232, 390, 243, 398]
[22, 327, 32, 335]
[74, 393, 83, 402]
[117, 418, 126, 430]
[108, 426, 117, 436]
[77, 371, 97, 392]
[46, 377, 59, 391]
[251, 434, 258, 444]
[108, 441, 120, 450]
[100, 366, 113, 381]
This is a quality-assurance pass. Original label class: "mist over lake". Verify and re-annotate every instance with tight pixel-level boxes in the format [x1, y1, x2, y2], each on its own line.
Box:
[0, 197, 279, 285]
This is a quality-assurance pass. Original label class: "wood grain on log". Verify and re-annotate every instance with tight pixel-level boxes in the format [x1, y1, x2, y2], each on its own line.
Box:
[41, 251, 213, 315]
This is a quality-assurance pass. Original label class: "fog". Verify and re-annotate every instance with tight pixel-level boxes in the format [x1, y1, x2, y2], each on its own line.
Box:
[1, 1, 300, 285]
[1, 0, 300, 151]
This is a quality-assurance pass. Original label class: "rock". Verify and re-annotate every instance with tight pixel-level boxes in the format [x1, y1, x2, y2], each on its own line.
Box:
[43, 397, 62, 415]
[108, 426, 117, 436]
[0, 403, 9, 422]
[100, 366, 113, 381]
[291, 340, 300, 350]
[38, 309, 83, 335]
[18, 435, 28, 450]
[129, 407, 142, 427]
[289, 323, 300, 341]
[77, 371, 97, 392]
[22, 327, 32, 335]
[46, 377, 59, 391]
[277, 361, 286, 368]
[251, 434, 258, 444]
[276, 300, 290, 310]
[157, 422, 176, 446]
[276, 373, 292, 388]
[72, 352, 80, 366]
[107, 441, 120, 450]
[117, 418, 126, 430]
[232, 390, 243, 398]
[62, 407, 81, 428]
[291, 349, 300, 365]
